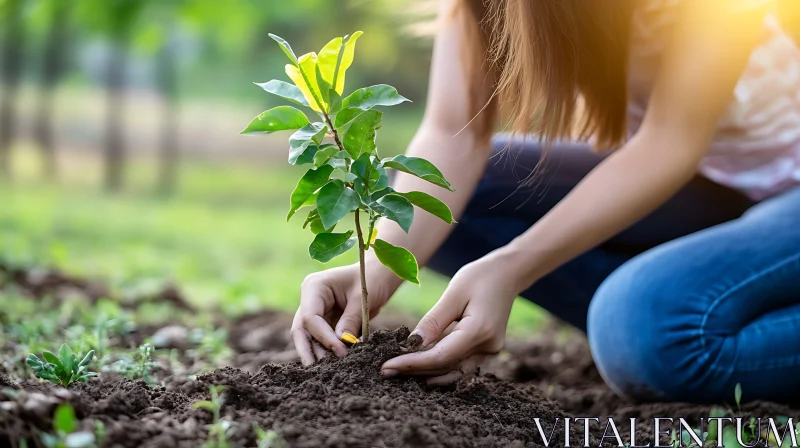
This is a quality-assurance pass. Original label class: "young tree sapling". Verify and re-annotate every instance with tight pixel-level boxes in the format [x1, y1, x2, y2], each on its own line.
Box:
[242, 32, 455, 340]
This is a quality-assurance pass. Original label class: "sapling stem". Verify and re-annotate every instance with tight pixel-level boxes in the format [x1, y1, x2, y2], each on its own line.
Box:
[324, 109, 371, 340]
[354, 209, 370, 340]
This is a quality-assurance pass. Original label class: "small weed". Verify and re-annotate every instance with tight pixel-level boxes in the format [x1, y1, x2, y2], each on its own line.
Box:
[106, 343, 157, 383]
[26, 344, 95, 387]
[193, 385, 234, 448]
[189, 328, 233, 365]
[41, 403, 96, 448]
[254, 423, 286, 448]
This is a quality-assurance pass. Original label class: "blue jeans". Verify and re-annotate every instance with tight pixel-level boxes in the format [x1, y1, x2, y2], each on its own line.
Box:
[427, 136, 800, 403]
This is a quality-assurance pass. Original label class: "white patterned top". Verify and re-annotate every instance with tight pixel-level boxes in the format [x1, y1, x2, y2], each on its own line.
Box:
[627, 0, 800, 200]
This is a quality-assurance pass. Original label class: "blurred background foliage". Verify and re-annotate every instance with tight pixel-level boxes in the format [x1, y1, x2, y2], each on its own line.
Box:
[0, 0, 542, 332]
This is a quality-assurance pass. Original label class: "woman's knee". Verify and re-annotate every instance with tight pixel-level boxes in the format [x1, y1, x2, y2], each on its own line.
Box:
[587, 253, 702, 401]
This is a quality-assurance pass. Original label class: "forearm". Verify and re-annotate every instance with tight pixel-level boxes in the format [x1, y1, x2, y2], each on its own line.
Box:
[366, 124, 489, 288]
[500, 130, 706, 292]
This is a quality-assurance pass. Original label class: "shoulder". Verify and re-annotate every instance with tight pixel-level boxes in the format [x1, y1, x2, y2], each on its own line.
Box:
[631, 0, 777, 56]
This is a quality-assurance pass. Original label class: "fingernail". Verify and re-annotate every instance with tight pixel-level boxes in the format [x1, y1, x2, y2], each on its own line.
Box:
[381, 369, 399, 378]
[340, 332, 358, 345]
[408, 329, 425, 348]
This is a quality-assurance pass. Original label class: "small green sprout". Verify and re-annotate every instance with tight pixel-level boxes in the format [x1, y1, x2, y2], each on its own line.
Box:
[193, 385, 233, 448]
[189, 328, 233, 365]
[26, 344, 95, 387]
[108, 343, 157, 383]
[243, 32, 455, 339]
[41, 403, 96, 448]
[254, 423, 286, 448]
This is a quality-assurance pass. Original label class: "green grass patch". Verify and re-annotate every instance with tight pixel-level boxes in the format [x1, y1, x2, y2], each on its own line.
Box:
[0, 147, 544, 334]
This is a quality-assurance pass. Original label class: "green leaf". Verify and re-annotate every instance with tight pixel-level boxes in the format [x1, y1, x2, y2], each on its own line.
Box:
[289, 122, 327, 165]
[287, 165, 334, 220]
[343, 85, 410, 110]
[396, 191, 455, 224]
[350, 153, 374, 196]
[316, 31, 363, 94]
[313, 145, 339, 167]
[309, 218, 334, 234]
[327, 151, 350, 170]
[382, 155, 454, 191]
[255, 80, 310, 108]
[43, 351, 63, 369]
[334, 107, 364, 129]
[241, 106, 309, 135]
[192, 400, 214, 411]
[316, 180, 360, 229]
[54, 403, 77, 434]
[26, 354, 45, 372]
[374, 194, 414, 233]
[58, 344, 71, 362]
[64, 354, 77, 378]
[370, 186, 394, 202]
[309, 231, 357, 263]
[341, 110, 381, 159]
[328, 90, 343, 115]
[722, 426, 746, 448]
[78, 351, 94, 368]
[372, 239, 419, 284]
[269, 33, 298, 65]
[294, 144, 321, 166]
[304, 209, 335, 234]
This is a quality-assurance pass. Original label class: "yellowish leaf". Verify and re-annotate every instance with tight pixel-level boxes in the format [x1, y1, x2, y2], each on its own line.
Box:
[369, 227, 378, 245]
[316, 31, 363, 95]
[285, 52, 327, 112]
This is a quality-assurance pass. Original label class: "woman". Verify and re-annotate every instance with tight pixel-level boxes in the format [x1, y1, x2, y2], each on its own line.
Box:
[292, 0, 800, 403]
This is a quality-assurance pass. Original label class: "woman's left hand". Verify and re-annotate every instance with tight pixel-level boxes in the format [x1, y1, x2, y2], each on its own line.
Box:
[380, 248, 525, 385]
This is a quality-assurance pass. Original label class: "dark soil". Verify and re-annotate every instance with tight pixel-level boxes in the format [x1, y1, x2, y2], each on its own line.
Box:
[2, 327, 586, 448]
[2, 265, 799, 447]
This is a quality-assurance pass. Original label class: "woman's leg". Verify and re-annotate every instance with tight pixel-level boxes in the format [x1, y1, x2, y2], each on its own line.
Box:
[427, 134, 753, 330]
[588, 186, 800, 403]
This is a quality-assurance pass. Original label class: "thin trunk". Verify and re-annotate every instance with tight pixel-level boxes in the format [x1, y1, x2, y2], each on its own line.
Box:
[0, 0, 25, 178]
[354, 209, 370, 340]
[103, 38, 128, 192]
[156, 36, 179, 196]
[35, 0, 70, 179]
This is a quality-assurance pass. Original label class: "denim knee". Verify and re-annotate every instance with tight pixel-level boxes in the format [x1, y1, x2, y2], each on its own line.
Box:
[586, 251, 705, 401]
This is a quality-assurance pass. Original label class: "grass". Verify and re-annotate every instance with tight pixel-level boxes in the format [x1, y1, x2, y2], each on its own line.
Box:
[0, 144, 545, 334]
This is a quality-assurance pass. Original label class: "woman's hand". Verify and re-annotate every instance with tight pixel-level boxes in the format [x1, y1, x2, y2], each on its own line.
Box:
[292, 262, 401, 365]
[380, 248, 526, 385]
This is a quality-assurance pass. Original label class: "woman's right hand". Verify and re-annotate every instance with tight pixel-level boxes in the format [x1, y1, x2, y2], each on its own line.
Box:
[291, 262, 400, 365]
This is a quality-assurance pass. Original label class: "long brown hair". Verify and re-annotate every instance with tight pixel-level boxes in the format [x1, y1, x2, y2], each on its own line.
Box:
[461, 0, 635, 149]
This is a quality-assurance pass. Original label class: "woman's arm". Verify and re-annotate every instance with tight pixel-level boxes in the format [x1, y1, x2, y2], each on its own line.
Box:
[499, 0, 772, 292]
[366, 0, 494, 289]
[381, 0, 773, 379]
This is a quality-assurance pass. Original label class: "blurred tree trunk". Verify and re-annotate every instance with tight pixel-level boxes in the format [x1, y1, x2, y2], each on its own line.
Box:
[103, 37, 129, 192]
[35, 0, 71, 179]
[0, 0, 25, 178]
[156, 35, 179, 196]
